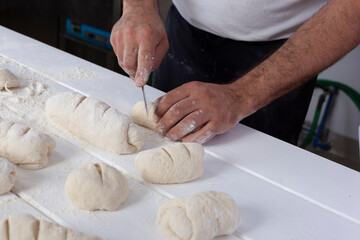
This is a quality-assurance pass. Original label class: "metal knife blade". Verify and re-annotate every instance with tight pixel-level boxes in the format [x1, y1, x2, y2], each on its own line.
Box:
[142, 86, 149, 117]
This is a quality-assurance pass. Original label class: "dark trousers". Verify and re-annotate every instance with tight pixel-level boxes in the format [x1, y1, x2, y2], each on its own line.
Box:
[153, 5, 316, 145]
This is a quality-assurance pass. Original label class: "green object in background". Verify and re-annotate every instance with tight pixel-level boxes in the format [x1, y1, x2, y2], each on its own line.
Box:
[147, 72, 153, 86]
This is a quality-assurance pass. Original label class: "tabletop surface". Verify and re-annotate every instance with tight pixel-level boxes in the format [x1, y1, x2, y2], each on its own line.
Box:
[0, 26, 359, 240]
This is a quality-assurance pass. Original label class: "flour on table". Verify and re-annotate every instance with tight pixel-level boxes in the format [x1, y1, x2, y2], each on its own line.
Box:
[0, 158, 16, 195]
[157, 191, 241, 240]
[135, 142, 204, 184]
[65, 162, 129, 211]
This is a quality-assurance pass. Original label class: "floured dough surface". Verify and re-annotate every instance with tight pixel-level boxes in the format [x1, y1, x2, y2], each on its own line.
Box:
[0, 213, 102, 240]
[131, 101, 157, 131]
[135, 142, 204, 184]
[46, 91, 142, 154]
[157, 191, 241, 240]
[0, 157, 16, 195]
[65, 162, 129, 211]
[0, 68, 20, 90]
[0, 118, 56, 170]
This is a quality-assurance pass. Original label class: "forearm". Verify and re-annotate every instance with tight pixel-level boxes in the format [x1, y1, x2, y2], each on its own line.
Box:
[230, 0, 360, 116]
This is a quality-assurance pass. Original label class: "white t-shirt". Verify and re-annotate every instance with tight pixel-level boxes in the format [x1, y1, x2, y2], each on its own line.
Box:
[172, 0, 329, 41]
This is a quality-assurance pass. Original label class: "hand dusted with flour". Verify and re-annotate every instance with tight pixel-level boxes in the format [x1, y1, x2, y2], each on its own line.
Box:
[0, 118, 55, 170]
[157, 191, 241, 240]
[135, 142, 204, 184]
[46, 91, 142, 154]
[0, 214, 102, 240]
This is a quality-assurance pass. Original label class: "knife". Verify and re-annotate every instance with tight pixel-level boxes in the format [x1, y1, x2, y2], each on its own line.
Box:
[141, 86, 149, 117]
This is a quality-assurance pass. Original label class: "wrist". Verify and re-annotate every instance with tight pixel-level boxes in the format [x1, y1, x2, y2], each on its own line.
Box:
[123, 0, 159, 14]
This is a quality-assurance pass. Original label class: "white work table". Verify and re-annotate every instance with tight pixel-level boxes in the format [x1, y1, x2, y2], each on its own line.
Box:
[0, 26, 359, 240]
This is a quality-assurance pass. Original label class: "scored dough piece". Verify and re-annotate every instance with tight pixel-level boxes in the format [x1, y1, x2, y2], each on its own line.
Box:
[0, 68, 20, 90]
[130, 101, 157, 131]
[135, 142, 204, 184]
[3, 214, 102, 240]
[0, 118, 56, 170]
[0, 158, 16, 195]
[65, 162, 129, 211]
[46, 91, 142, 154]
[157, 191, 241, 240]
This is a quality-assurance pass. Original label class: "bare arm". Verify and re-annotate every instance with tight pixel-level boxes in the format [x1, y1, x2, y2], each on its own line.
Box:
[154, 0, 360, 143]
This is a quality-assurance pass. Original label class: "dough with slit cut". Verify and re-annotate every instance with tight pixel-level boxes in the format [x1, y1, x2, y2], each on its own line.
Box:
[157, 191, 241, 240]
[0, 213, 102, 240]
[131, 101, 157, 131]
[0, 118, 55, 170]
[0, 157, 16, 195]
[135, 142, 204, 184]
[65, 162, 129, 211]
[0, 68, 20, 90]
[46, 91, 142, 154]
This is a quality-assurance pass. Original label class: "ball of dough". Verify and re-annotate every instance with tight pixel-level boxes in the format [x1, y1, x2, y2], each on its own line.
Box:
[0, 118, 56, 170]
[157, 191, 241, 240]
[135, 142, 204, 184]
[130, 101, 157, 131]
[0, 213, 102, 240]
[46, 92, 142, 154]
[65, 162, 129, 211]
[0, 68, 20, 90]
[0, 158, 16, 195]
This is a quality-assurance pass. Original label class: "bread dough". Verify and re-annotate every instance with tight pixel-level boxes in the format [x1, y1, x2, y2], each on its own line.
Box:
[157, 191, 241, 240]
[46, 92, 142, 154]
[0, 158, 16, 195]
[135, 142, 204, 184]
[0, 118, 56, 170]
[65, 162, 129, 211]
[130, 101, 157, 131]
[0, 68, 20, 90]
[0, 213, 102, 240]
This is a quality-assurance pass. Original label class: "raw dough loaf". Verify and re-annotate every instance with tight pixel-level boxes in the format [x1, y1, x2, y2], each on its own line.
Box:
[65, 162, 129, 211]
[135, 142, 204, 184]
[0, 158, 16, 195]
[0, 118, 56, 170]
[0, 213, 102, 240]
[130, 101, 157, 131]
[157, 191, 241, 240]
[46, 91, 142, 154]
[0, 68, 20, 90]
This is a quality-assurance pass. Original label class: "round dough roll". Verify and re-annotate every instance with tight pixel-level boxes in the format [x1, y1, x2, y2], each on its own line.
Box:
[0, 213, 102, 240]
[157, 191, 241, 240]
[0, 158, 16, 195]
[135, 142, 204, 184]
[65, 162, 129, 211]
[0, 118, 56, 170]
[130, 101, 157, 131]
[0, 68, 20, 90]
[46, 91, 142, 154]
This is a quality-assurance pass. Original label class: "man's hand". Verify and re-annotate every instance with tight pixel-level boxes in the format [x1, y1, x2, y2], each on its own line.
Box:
[153, 81, 251, 144]
[110, 0, 169, 87]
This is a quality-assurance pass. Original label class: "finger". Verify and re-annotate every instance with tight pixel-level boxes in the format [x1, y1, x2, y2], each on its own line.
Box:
[156, 98, 200, 136]
[135, 43, 155, 87]
[153, 84, 193, 122]
[165, 109, 208, 141]
[122, 46, 138, 79]
[181, 122, 217, 144]
[153, 37, 169, 70]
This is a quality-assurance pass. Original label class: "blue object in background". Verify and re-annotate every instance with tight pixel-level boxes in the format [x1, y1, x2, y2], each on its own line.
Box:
[66, 19, 112, 49]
